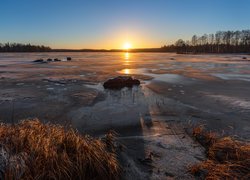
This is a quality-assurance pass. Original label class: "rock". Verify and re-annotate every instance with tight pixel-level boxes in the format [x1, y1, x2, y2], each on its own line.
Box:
[47, 58, 53, 62]
[54, 58, 61, 62]
[103, 76, 140, 89]
[242, 57, 247, 60]
[165, 171, 174, 177]
[42, 78, 66, 85]
[67, 57, 72, 61]
[170, 58, 175, 60]
[33, 59, 44, 63]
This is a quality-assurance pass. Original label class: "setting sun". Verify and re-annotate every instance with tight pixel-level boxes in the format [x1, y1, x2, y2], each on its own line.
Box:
[123, 42, 132, 50]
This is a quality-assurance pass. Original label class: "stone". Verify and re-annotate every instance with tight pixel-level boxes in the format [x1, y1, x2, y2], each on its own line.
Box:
[54, 58, 61, 62]
[103, 76, 140, 89]
[47, 58, 53, 62]
[33, 59, 44, 63]
[67, 57, 72, 61]
[165, 172, 174, 177]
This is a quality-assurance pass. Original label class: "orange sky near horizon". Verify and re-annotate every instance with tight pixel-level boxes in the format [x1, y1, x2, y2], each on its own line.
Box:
[41, 26, 173, 49]
[47, 31, 167, 50]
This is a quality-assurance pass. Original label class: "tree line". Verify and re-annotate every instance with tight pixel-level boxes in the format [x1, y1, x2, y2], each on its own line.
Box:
[0, 43, 51, 52]
[162, 30, 250, 53]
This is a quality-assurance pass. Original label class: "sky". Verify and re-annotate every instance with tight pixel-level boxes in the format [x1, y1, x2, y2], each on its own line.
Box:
[0, 0, 249, 49]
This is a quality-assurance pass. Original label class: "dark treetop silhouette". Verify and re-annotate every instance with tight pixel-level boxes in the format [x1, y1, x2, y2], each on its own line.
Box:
[0, 43, 51, 52]
[162, 30, 250, 54]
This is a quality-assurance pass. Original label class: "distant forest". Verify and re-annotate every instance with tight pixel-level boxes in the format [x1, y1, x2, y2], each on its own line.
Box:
[0, 43, 51, 52]
[162, 30, 250, 53]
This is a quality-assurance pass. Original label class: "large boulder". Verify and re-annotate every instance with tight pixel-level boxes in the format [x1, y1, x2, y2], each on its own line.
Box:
[103, 76, 140, 89]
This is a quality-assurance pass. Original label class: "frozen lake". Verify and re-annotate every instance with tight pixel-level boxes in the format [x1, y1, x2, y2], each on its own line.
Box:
[1, 52, 250, 178]
[0, 52, 250, 139]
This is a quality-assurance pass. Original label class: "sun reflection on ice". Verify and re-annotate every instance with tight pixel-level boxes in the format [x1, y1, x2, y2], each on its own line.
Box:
[124, 52, 131, 65]
[123, 69, 130, 74]
[125, 52, 130, 60]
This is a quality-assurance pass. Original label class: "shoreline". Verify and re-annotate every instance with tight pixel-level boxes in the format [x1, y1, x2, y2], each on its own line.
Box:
[0, 48, 250, 55]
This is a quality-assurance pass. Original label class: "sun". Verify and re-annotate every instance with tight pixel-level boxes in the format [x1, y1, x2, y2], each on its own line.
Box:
[123, 42, 132, 50]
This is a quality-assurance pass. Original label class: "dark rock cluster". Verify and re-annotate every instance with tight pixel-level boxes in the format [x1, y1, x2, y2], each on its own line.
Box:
[33, 57, 72, 63]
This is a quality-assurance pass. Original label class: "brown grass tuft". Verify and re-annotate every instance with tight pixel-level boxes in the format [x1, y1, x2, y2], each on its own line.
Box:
[190, 126, 250, 179]
[0, 119, 120, 180]
[190, 160, 250, 180]
[192, 125, 217, 149]
[208, 137, 250, 162]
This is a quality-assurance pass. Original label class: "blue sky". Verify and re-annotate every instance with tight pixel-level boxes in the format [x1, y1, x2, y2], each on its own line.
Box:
[0, 0, 249, 49]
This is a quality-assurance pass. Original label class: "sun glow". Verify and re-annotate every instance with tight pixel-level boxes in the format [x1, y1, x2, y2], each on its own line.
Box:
[123, 42, 132, 50]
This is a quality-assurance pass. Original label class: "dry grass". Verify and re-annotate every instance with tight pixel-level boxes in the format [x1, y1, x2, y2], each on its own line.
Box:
[192, 125, 217, 149]
[0, 119, 120, 180]
[190, 160, 250, 180]
[190, 126, 250, 179]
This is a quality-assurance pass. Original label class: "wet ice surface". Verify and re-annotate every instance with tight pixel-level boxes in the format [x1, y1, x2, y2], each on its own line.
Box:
[206, 94, 250, 112]
[212, 73, 250, 81]
[71, 83, 206, 134]
[117, 68, 197, 84]
[0, 52, 250, 133]
[1, 52, 250, 179]
[69, 85, 206, 179]
[70, 86, 148, 133]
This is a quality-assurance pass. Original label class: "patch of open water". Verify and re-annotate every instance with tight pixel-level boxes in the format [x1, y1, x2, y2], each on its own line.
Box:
[117, 68, 196, 84]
